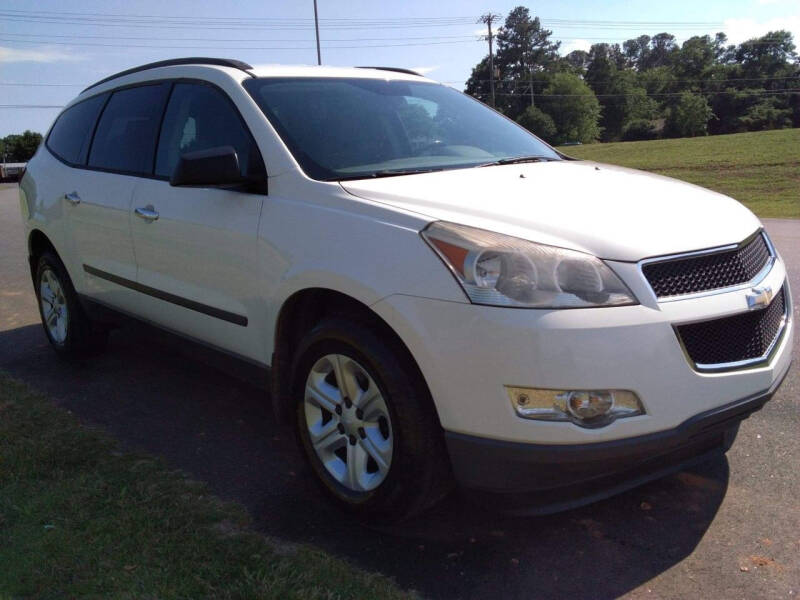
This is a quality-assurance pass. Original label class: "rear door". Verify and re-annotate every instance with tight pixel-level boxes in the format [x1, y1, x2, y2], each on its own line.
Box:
[70, 83, 170, 311]
[129, 81, 267, 360]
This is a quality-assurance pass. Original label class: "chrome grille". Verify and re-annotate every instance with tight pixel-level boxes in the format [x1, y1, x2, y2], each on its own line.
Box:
[643, 232, 772, 299]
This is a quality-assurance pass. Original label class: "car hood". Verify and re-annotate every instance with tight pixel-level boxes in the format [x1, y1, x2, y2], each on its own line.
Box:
[339, 160, 761, 262]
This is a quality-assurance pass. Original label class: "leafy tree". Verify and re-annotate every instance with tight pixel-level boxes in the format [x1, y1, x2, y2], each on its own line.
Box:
[539, 73, 602, 144]
[623, 35, 651, 70]
[464, 6, 799, 141]
[494, 7, 560, 118]
[600, 70, 659, 140]
[563, 50, 590, 73]
[2, 131, 43, 162]
[495, 6, 561, 79]
[464, 56, 493, 107]
[585, 43, 619, 95]
[622, 119, 658, 141]
[735, 30, 797, 80]
[736, 97, 793, 131]
[643, 33, 679, 70]
[674, 35, 718, 80]
[666, 92, 714, 137]
[516, 105, 557, 142]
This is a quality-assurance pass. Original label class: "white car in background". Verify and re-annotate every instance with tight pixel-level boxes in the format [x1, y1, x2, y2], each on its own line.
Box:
[19, 58, 793, 518]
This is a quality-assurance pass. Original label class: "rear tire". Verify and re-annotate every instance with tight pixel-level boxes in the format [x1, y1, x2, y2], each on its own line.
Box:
[34, 251, 107, 359]
[292, 316, 452, 520]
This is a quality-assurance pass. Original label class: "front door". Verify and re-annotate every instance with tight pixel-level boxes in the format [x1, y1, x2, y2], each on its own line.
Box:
[129, 81, 267, 361]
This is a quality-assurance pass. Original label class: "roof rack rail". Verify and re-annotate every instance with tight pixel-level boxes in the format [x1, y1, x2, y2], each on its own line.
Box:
[83, 57, 254, 92]
[355, 66, 423, 77]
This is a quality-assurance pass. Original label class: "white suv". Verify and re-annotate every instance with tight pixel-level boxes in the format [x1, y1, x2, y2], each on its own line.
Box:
[19, 58, 793, 518]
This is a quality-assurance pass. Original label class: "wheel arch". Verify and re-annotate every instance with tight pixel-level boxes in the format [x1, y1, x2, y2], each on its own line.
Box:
[270, 287, 442, 430]
[27, 228, 59, 281]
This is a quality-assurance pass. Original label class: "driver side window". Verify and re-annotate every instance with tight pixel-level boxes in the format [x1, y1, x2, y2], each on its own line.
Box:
[155, 82, 264, 179]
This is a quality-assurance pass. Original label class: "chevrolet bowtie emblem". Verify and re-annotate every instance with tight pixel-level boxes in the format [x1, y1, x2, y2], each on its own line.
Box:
[747, 285, 773, 310]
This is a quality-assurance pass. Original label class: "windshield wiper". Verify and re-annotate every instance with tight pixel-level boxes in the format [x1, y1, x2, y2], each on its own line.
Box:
[333, 167, 444, 182]
[477, 155, 559, 168]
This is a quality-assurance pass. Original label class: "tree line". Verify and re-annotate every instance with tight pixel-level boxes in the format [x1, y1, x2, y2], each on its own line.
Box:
[465, 7, 800, 144]
[1, 131, 43, 163]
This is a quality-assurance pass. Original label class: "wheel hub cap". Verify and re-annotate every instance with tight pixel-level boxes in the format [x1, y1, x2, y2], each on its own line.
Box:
[39, 269, 68, 344]
[304, 354, 394, 492]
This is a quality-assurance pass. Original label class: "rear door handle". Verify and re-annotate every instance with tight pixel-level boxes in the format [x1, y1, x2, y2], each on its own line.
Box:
[134, 206, 159, 222]
[64, 191, 81, 205]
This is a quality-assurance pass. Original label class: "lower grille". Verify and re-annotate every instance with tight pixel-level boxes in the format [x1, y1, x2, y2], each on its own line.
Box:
[676, 286, 787, 369]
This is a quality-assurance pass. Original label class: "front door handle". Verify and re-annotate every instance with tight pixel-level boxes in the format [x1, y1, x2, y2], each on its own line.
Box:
[134, 206, 159, 222]
[64, 191, 81, 205]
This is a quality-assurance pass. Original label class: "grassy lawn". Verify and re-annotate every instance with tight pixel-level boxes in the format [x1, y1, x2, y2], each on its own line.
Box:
[559, 129, 800, 219]
[0, 374, 414, 600]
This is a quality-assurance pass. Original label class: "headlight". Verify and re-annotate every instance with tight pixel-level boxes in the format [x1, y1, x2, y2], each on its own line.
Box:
[421, 221, 637, 308]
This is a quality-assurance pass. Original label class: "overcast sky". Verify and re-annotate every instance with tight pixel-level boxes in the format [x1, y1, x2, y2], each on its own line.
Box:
[1, 0, 798, 137]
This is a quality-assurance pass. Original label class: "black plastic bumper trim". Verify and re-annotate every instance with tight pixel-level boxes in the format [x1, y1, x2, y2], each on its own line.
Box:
[82, 264, 248, 327]
[445, 362, 789, 497]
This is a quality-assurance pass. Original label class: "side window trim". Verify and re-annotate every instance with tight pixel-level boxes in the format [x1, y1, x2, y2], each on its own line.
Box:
[45, 92, 109, 167]
[86, 81, 171, 177]
[44, 77, 267, 190]
[84, 92, 112, 168]
[153, 78, 267, 186]
[151, 81, 176, 177]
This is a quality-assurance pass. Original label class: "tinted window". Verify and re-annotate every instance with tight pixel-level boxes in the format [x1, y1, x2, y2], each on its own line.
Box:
[88, 83, 169, 174]
[155, 82, 263, 179]
[47, 94, 107, 165]
[243, 77, 560, 180]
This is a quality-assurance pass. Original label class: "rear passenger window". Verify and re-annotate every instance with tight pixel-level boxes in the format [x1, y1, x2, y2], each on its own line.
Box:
[47, 93, 107, 165]
[155, 83, 264, 179]
[88, 83, 169, 175]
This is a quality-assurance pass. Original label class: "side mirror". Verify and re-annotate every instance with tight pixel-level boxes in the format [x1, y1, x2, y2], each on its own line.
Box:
[170, 146, 244, 187]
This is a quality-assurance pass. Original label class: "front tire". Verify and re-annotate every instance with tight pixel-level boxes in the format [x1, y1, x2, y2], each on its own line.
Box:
[292, 317, 452, 520]
[34, 251, 107, 358]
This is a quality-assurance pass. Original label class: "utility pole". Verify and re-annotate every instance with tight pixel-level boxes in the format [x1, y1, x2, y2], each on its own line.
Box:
[478, 13, 501, 108]
[530, 71, 535, 107]
[313, 0, 322, 65]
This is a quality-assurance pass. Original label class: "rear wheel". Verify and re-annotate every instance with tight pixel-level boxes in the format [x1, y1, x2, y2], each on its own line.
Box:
[293, 317, 452, 520]
[34, 251, 107, 358]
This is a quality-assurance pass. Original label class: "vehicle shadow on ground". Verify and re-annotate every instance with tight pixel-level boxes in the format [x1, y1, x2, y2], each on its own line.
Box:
[0, 321, 729, 600]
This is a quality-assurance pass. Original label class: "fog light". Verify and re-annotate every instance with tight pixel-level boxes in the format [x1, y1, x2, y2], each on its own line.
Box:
[566, 391, 614, 420]
[506, 386, 644, 428]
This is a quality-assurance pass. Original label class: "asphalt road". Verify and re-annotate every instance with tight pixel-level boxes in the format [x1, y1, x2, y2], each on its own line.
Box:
[1, 183, 798, 599]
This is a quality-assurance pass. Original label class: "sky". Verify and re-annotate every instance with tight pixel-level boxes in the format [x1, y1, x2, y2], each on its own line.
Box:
[1, 0, 798, 137]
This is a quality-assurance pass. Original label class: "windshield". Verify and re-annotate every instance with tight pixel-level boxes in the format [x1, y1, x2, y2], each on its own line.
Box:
[243, 77, 560, 180]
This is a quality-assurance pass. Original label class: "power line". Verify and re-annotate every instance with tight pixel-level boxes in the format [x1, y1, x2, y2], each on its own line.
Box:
[0, 8, 726, 28]
[0, 37, 478, 50]
[0, 104, 65, 109]
[0, 31, 482, 42]
[478, 89, 799, 98]
[460, 76, 800, 85]
[0, 8, 479, 23]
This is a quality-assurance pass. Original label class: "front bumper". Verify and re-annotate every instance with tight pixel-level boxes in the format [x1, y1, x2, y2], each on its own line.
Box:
[371, 256, 793, 445]
[445, 366, 787, 510]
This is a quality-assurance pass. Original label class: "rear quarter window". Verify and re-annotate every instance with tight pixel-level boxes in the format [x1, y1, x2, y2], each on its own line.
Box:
[88, 83, 170, 175]
[46, 93, 107, 165]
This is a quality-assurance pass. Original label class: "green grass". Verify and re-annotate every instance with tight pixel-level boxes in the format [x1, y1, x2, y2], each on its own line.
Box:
[559, 129, 800, 218]
[0, 374, 415, 600]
